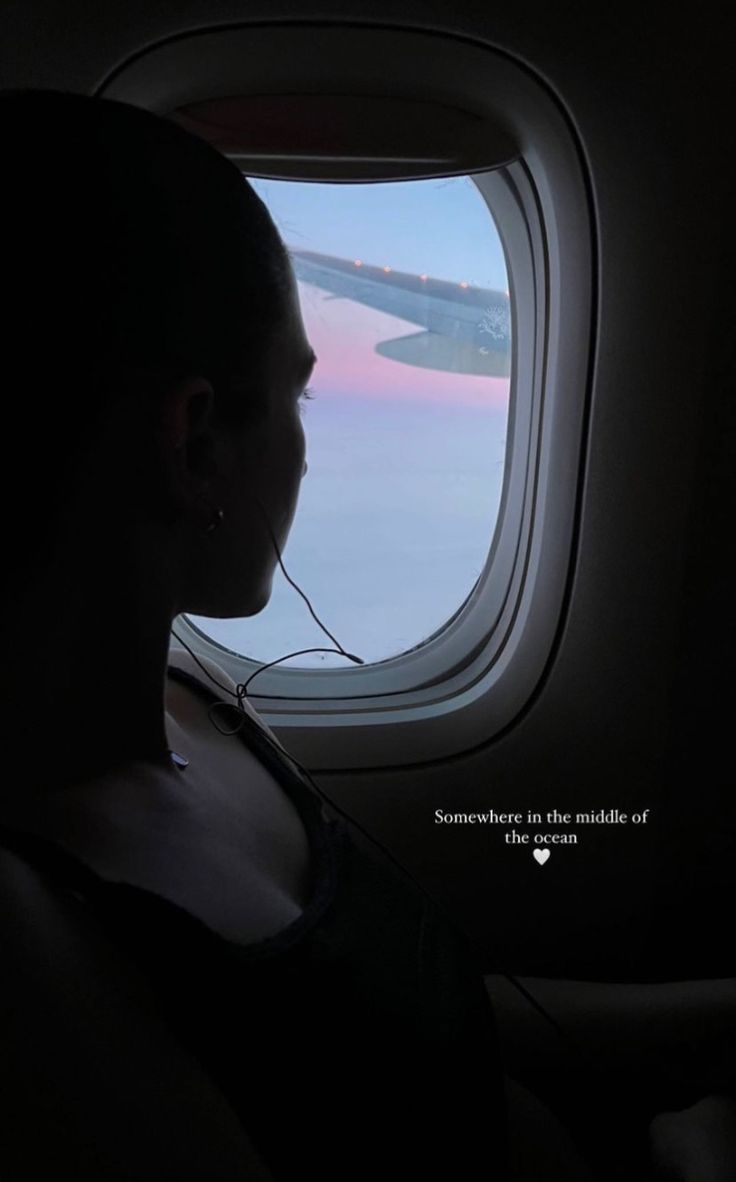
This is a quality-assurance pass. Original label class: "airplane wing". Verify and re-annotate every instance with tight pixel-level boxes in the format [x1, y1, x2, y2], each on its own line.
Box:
[289, 249, 511, 378]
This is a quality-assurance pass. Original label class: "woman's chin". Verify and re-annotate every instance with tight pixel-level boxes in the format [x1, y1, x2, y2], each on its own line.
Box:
[181, 573, 274, 620]
[240, 580, 273, 618]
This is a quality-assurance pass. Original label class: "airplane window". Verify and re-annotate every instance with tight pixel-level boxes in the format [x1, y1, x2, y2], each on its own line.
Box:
[186, 175, 511, 668]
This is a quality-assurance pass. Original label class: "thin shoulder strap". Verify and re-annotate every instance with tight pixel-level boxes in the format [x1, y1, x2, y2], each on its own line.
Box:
[0, 817, 109, 896]
[0, 665, 328, 892]
[165, 662, 331, 821]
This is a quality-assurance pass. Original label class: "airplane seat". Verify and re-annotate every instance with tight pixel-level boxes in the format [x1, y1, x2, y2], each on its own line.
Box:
[501, 1058, 655, 1181]
[504, 1074, 628, 1182]
[486, 972, 736, 1181]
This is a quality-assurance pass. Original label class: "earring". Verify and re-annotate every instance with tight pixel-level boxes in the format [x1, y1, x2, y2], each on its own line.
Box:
[205, 506, 225, 535]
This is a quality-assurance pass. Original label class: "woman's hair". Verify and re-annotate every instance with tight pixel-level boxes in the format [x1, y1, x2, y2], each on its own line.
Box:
[1, 90, 294, 588]
[2, 89, 291, 456]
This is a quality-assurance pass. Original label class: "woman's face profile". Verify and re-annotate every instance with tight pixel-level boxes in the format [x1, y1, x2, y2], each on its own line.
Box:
[180, 261, 316, 620]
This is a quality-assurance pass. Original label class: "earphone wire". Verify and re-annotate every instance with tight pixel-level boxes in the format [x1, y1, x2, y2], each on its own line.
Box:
[253, 495, 363, 667]
[170, 507, 607, 1089]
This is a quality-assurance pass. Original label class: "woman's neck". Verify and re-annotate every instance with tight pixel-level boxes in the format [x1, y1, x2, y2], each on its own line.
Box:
[1, 545, 177, 802]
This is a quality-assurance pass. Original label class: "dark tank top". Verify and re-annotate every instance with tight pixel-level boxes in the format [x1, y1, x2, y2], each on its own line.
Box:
[0, 664, 508, 1179]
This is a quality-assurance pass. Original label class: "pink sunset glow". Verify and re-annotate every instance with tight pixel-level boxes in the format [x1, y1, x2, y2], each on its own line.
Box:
[298, 283, 510, 411]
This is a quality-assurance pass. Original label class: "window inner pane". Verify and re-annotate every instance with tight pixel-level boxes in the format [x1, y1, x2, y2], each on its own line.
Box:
[187, 176, 511, 669]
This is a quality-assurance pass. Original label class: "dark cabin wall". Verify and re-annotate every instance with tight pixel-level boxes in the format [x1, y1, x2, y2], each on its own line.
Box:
[1, 3, 733, 979]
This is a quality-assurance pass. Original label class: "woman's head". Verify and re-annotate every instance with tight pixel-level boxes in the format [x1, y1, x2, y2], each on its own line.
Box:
[3, 89, 314, 616]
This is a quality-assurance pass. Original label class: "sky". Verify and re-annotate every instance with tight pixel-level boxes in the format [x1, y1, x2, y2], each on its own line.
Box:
[249, 174, 510, 290]
[187, 175, 511, 669]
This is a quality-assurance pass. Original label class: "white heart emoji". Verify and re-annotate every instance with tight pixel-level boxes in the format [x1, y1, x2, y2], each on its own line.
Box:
[533, 849, 550, 865]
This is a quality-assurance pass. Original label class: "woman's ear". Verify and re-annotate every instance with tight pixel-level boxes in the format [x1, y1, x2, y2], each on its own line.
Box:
[159, 377, 217, 483]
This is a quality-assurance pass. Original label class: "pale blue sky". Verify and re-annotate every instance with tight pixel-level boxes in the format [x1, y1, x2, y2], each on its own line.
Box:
[249, 174, 509, 290]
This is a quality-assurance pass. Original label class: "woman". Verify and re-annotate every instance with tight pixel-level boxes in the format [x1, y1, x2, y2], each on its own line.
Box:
[4, 89, 718, 1182]
[0, 88, 513, 1181]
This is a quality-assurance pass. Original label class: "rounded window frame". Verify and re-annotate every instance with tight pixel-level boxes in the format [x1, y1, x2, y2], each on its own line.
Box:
[100, 22, 595, 768]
